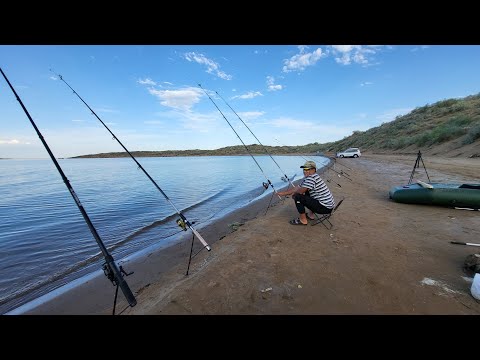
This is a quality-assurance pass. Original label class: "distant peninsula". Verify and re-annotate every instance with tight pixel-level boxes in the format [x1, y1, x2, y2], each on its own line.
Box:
[70, 144, 327, 159]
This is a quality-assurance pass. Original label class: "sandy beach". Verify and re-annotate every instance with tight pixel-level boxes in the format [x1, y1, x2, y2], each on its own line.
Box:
[19, 154, 480, 315]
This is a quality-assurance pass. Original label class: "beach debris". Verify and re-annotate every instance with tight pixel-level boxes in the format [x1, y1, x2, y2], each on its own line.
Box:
[261, 287, 273, 293]
[297, 284, 302, 289]
[230, 222, 244, 231]
[420, 277, 462, 295]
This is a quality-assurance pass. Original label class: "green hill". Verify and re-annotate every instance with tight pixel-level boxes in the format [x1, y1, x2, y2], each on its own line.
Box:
[318, 93, 480, 158]
[73, 93, 480, 159]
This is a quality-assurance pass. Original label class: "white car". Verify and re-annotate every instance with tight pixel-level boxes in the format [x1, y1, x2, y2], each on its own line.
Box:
[336, 147, 361, 158]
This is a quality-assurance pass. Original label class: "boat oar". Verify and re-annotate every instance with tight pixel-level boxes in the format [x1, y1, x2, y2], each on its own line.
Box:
[450, 241, 480, 247]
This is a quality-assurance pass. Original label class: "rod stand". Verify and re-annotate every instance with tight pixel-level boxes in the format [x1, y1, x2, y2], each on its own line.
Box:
[185, 233, 196, 276]
[102, 261, 134, 315]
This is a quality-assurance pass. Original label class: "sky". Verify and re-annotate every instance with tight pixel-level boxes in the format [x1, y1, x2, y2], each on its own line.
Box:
[1, 45, 480, 159]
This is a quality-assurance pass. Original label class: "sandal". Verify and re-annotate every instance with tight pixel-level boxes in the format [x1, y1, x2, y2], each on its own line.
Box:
[289, 218, 308, 225]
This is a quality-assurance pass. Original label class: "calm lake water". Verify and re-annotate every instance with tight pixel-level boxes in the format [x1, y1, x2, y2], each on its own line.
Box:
[0, 155, 328, 314]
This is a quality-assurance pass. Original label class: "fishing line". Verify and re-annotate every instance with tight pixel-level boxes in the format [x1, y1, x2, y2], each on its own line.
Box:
[273, 138, 343, 188]
[52, 70, 211, 253]
[330, 156, 353, 172]
[214, 90, 296, 191]
[1, 67, 137, 311]
[325, 161, 353, 181]
[273, 138, 352, 181]
[198, 84, 282, 214]
[315, 150, 353, 172]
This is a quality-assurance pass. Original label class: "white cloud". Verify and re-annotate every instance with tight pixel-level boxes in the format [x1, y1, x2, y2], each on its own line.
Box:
[50, 76, 58, 81]
[282, 46, 325, 73]
[269, 85, 283, 91]
[148, 86, 203, 111]
[360, 81, 373, 87]
[138, 78, 157, 86]
[331, 45, 382, 66]
[0, 139, 21, 144]
[184, 52, 233, 80]
[231, 91, 263, 100]
[266, 76, 283, 91]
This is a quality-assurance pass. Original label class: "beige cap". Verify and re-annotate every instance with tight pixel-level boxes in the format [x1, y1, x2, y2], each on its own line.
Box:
[300, 160, 316, 169]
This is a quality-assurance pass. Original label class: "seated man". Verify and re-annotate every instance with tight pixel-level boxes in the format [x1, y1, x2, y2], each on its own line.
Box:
[277, 160, 335, 225]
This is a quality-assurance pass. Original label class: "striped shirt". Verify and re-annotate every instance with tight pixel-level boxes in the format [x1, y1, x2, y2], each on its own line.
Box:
[300, 173, 335, 209]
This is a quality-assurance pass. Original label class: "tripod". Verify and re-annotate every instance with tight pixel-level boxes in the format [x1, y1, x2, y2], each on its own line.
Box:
[408, 151, 431, 184]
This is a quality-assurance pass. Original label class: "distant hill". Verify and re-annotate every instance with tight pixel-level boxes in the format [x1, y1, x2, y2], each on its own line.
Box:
[318, 93, 480, 158]
[73, 93, 480, 159]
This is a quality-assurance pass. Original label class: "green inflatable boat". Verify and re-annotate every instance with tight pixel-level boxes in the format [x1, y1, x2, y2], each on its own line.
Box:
[389, 181, 480, 209]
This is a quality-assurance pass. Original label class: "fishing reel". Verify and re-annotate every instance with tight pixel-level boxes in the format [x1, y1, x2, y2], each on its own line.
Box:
[262, 182, 269, 189]
[102, 262, 134, 286]
[176, 218, 187, 231]
[102, 262, 115, 283]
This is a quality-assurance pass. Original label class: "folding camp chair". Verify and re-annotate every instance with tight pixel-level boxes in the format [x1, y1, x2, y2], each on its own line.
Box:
[311, 198, 344, 229]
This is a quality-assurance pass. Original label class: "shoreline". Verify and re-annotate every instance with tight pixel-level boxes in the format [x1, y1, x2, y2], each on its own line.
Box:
[13, 168, 310, 315]
[16, 155, 480, 315]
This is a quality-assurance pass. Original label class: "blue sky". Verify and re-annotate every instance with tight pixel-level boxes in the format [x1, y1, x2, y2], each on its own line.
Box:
[1, 45, 480, 159]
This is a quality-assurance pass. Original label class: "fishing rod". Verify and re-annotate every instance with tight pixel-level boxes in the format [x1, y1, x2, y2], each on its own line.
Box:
[273, 138, 343, 188]
[214, 90, 296, 190]
[450, 241, 480, 247]
[330, 156, 353, 172]
[198, 84, 282, 202]
[324, 161, 352, 181]
[1, 67, 137, 311]
[315, 149, 353, 172]
[52, 70, 211, 253]
[317, 151, 352, 176]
